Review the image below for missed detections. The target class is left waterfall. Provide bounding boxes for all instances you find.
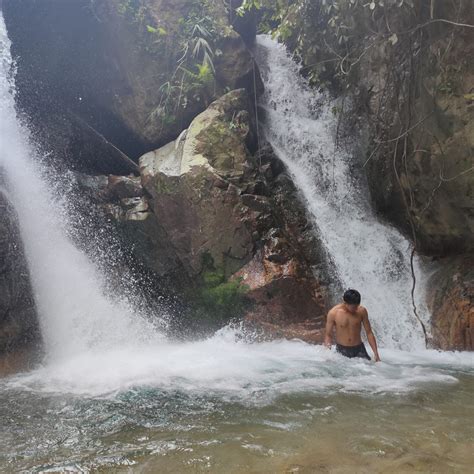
[0,14,162,362]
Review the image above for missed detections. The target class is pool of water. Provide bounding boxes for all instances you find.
[1,334,472,473]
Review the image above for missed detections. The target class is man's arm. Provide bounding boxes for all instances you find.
[362,309,381,362]
[324,309,336,348]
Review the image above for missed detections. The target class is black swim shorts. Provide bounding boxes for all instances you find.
[336,342,371,360]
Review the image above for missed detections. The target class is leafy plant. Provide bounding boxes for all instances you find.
[189,254,250,326]
[146,25,168,36]
[147,1,218,129]
[236,0,417,89]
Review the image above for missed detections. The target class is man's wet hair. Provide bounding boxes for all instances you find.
[343,289,361,305]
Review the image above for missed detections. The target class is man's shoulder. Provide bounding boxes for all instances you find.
[358,305,368,316]
[328,304,347,319]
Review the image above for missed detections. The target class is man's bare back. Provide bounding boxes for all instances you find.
[324,289,381,362]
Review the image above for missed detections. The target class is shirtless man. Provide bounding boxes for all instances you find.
[324,289,381,362]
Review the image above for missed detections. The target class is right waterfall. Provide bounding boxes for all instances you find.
[256,35,430,350]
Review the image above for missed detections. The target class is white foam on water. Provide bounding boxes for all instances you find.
[6,326,472,400]
[255,35,431,350]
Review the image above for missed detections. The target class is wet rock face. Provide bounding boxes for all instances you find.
[356,15,474,257]
[363,66,474,256]
[428,257,474,351]
[79,89,332,336]
[3,0,259,173]
[75,173,184,279]
[272,2,473,258]
[0,193,39,357]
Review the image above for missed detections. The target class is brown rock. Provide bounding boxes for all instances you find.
[428,256,473,351]
[140,90,257,277]
[77,90,333,333]
[235,243,327,331]
[107,175,144,199]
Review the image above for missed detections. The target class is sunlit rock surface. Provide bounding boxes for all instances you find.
[140,90,255,276]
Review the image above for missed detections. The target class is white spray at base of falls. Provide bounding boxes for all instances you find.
[0,15,163,362]
[255,35,430,351]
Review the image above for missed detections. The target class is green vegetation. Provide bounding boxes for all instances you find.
[113,0,221,131]
[116,0,147,23]
[146,1,219,130]
[237,0,421,89]
[190,253,250,326]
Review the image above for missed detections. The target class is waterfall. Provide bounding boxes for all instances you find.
[0,5,431,371]
[1,13,471,404]
[0,14,162,362]
[256,35,430,350]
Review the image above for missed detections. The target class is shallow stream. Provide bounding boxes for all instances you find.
[1,334,473,473]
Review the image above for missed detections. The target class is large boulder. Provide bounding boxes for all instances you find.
[3,0,261,173]
[140,89,256,277]
[79,89,332,336]
[140,89,331,332]
[352,8,474,256]
[75,173,185,280]
[428,257,473,351]
[0,192,39,369]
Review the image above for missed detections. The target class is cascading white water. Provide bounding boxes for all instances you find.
[0,15,162,362]
[256,35,430,350]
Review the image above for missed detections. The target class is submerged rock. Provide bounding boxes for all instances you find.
[428,257,473,351]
